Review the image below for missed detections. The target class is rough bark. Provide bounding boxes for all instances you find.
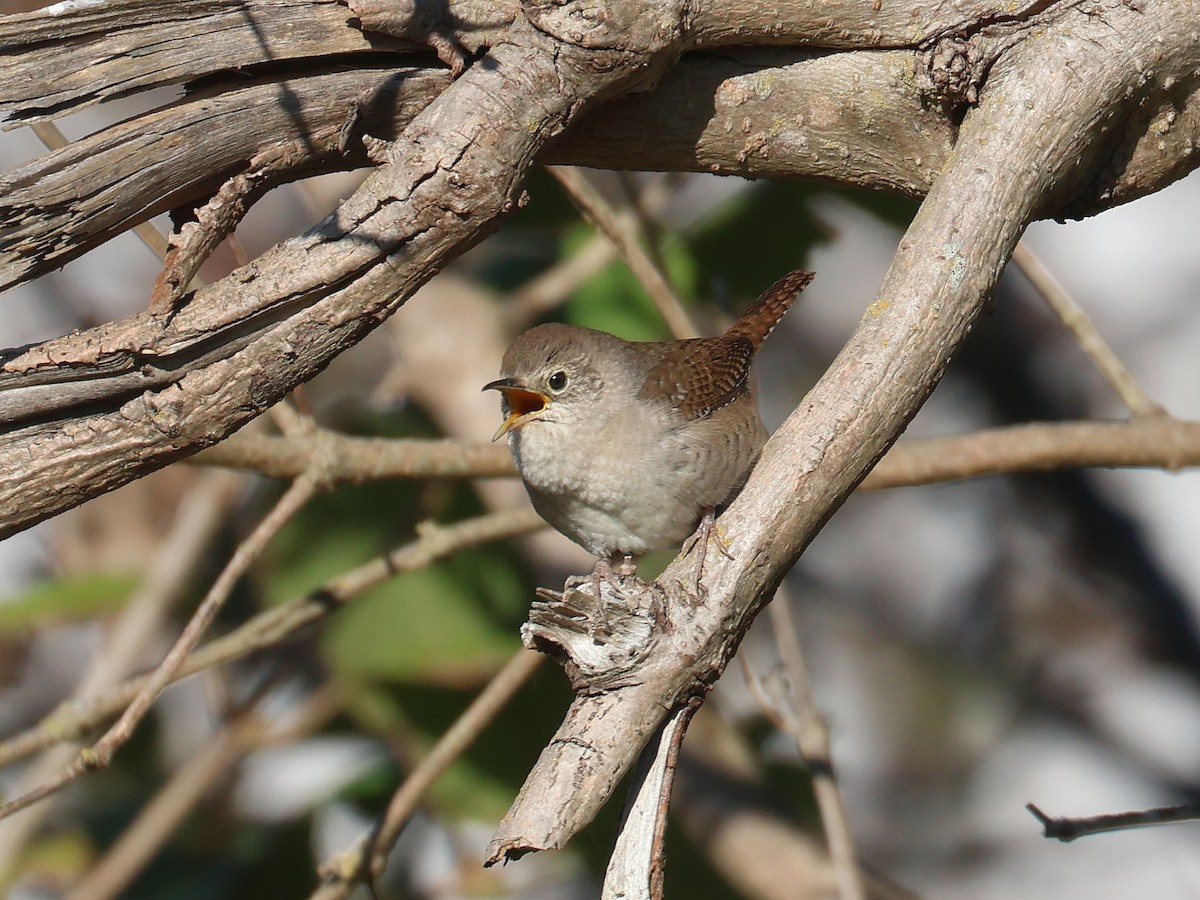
[0,0,692,533]
[0,0,1198,860]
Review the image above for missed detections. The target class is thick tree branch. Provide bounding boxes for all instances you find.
[0,2,691,538]
[0,65,449,294]
[2,50,941,295]
[486,0,1197,862]
[0,0,408,125]
[6,44,1197,295]
[0,0,1089,132]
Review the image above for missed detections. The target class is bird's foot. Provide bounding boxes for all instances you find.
[565,557,639,594]
[680,507,734,601]
[564,557,640,640]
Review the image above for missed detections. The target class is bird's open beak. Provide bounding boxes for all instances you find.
[482,378,550,441]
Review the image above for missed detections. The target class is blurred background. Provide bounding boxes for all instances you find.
[1,29,1200,899]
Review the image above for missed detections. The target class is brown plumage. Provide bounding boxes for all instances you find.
[640,269,814,420]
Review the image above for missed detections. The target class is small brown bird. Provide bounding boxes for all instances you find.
[484,270,813,580]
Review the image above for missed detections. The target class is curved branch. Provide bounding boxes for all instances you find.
[0,0,1083,129]
[7,44,1197,294]
[486,0,1198,861]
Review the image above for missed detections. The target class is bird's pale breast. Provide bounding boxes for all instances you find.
[509,390,765,558]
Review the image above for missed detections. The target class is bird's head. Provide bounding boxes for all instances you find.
[483,323,618,440]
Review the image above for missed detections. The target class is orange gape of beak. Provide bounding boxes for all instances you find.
[482,379,550,440]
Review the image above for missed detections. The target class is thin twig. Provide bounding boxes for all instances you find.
[507,230,622,326]
[741,607,864,900]
[0,470,242,878]
[310,649,545,900]
[197,415,1200,490]
[861,416,1200,488]
[195,431,514,481]
[507,174,679,328]
[1012,241,1161,417]
[0,472,322,822]
[767,596,864,900]
[67,686,342,900]
[0,508,546,771]
[547,166,700,339]
[1027,800,1200,842]
[367,649,543,880]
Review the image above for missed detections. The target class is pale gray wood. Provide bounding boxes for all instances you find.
[485,0,1200,861]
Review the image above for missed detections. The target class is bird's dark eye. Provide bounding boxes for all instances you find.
[547,371,568,391]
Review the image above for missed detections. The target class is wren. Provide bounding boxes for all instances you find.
[484,269,813,582]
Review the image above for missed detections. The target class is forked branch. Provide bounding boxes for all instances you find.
[486,0,1199,863]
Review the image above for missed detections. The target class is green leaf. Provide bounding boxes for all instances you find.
[563,224,702,341]
[321,544,527,685]
[0,572,138,633]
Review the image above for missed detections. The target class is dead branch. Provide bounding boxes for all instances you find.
[1027,801,1200,843]
[8,45,1198,296]
[0,0,1084,134]
[0,0,407,125]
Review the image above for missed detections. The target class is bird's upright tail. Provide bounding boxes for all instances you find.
[725,269,815,349]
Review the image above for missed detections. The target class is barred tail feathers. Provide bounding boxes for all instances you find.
[724,269,814,349]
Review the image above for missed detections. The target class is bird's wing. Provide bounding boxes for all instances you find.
[639,337,754,421]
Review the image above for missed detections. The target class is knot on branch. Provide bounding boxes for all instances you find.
[522,0,686,85]
[918,33,986,110]
[523,575,663,691]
